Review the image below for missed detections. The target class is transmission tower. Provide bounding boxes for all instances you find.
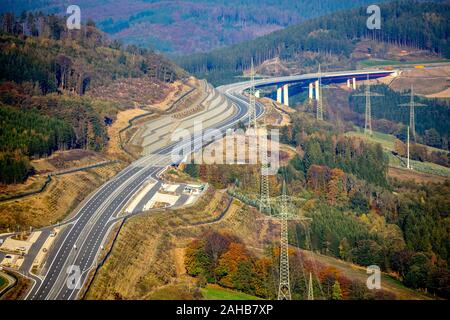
[259,119,271,214]
[278,181,291,300]
[307,272,314,300]
[353,75,383,136]
[407,125,411,170]
[248,59,257,130]
[268,181,311,300]
[316,64,323,121]
[399,85,426,141]
[365,79,372,135]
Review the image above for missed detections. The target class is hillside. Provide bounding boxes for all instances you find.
[1,0,392,55]
[85,186,432,300]
[179,0,450,85]
[0,12,185,184]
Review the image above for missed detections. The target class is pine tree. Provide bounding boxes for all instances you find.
[332,280,343,300]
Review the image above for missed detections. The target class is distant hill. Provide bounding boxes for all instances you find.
[178,0,450,85]
[0,0,392,55]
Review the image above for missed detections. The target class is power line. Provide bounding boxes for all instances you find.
[307,272,314,300]
[352,75,383,136]
[399,85,426,141]
[248,58,257,130]
[317,64,323,121]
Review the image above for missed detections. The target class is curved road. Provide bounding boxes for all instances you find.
[21,68,394,300]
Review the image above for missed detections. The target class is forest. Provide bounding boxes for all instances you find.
[178,1,450,85]
[0,11,184,184]
[185,109,450,299]
[350,84,450,150]
[1,0,393,55]
[0,104,76,156]
[185,230,397,300]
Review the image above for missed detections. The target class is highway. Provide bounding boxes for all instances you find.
[18,68,393,300]
[23,80,263,300]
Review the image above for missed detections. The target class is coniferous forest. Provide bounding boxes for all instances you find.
[179,1,450,85]
[0,12,183,183]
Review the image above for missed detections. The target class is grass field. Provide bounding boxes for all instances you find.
[201,285,263,300]
[358,59,450,67]
[346,128,396,151]
[301,250,431,300]
[346,128,450,178]
[388,153,450,178]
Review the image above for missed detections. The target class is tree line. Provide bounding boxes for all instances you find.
[185,230,396,299]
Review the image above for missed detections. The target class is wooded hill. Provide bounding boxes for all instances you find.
[1,0,392,55]
[179,0,450,85]
[0,12,185,183]
[350,84,450,152]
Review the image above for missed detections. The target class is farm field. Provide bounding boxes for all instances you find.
[201,285,263,300]
[358,59,450,67]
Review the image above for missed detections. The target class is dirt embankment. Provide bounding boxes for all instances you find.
[105,108,150,162]
[0,150,124,233]
[389,66,450,96]
[84,188,275,300]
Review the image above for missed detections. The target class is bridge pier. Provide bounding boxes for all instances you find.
[255,90,260,98]
[283,84,289,107]
[277,87,282,104]
[352,77,357,90]
[315,80,320,101]
[347,79,351,89]
[309,83,314,100]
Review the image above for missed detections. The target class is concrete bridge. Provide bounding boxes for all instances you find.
[251,69,397,107]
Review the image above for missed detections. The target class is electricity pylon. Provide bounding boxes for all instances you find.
[259,180,311,300]
[316,64,323,121]
[278,181,291,300]
[248,59,257,129]
[314,64,335,121]
[399,85,426,141]
[307,272,314,300]
[352,75,383,136]
[259,118,271,214]
[407,125,411,170]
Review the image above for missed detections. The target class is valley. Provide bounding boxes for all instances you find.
[0,0,448,305]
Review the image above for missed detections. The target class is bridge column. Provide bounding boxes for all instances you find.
[276,87,283,104]
[309,83,314,100]
[283,84,289,107]
[352,77,357,90]
[315,80,320,101]
[347,79,351,89]
[255,90,260,98]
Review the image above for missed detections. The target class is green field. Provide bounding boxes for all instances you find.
[346,128,450,178]
[201,285,263,300]
[389,153,450,177]
[346,128,396,151]
[358,59,450,67]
